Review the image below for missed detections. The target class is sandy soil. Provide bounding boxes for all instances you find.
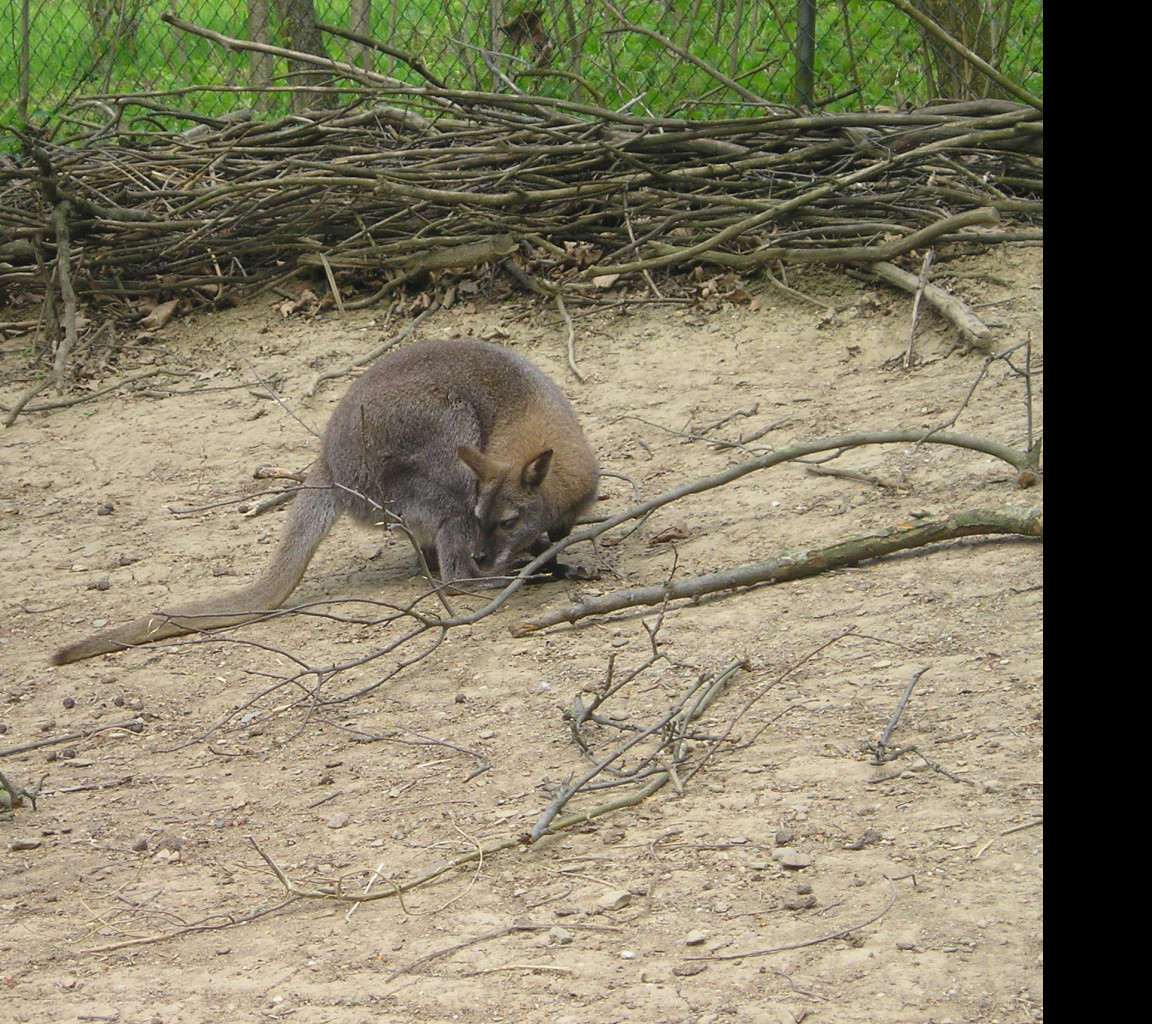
[1,246,1042,1024]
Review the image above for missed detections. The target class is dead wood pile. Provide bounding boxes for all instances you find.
[0,93,1041,314]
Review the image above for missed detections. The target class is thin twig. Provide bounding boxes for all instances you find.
[0,721,145,758]
[555,291,584,381]
[690,874,906,960]
[904,247,934,366]
[875,668,930,746]
[3,370,187,423]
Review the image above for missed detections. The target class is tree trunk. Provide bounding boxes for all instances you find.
[275,0,336,111]
[916,0,1011,100]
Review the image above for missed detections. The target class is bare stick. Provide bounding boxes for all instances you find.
[804,464,902,489]
[317,253,345,314]
[864,259,992,349]
[384,920,620,983]
[696,404,759,436]
[50,202,80,385]
[880,0,1042,110]
[875,668,930,746]
[682,630,858,785]
[161,12,399,91]
[2,369,188,424]
[248,768,674,907]
[532,665,736,840]
[2,376,52,428]
[515,507,1042,635]
[81,896,302,954]
[597,0,774,106]
[0,720,145,758]
[555,291,585,382]
[1024,330,1035,451]
[904,248,934,366]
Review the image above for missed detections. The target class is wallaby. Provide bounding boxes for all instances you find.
[52,338,599,665]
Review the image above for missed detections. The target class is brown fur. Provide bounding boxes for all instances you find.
[52,339,599,664]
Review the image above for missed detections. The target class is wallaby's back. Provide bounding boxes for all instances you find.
[51,339,598,664]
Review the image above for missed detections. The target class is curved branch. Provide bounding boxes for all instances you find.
[514,507,1043,635]
[413,425,1042,632]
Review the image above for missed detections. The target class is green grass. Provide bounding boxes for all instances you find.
[2,0,1043,139]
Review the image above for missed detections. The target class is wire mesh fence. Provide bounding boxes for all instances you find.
[3,1,1042,130]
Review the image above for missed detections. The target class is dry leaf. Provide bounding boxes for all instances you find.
[139,298,178,330]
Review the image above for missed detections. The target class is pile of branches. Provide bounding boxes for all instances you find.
[1,87,1042,328]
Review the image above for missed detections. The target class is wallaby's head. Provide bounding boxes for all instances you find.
[457,445,554,573]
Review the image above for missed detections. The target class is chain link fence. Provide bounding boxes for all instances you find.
[3,1,1041,130]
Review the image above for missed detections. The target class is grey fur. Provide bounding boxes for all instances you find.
[52,339,598,664]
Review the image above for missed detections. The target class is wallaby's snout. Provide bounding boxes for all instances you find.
[459,444,555,576]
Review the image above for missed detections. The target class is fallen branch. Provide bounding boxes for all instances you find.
[383,919,621,983]
[515,507,1042,634]
[2,370,190,425]
[247,766,675,905]
[904,248,935,365]
[82,896,302,954]
[865,259,992,348]
[625,207,1002,277]
[881,0,1043,111]
[0,720,145,758]
[533,657,747,839]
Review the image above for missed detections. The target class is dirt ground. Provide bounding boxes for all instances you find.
[1,245,1042,1024]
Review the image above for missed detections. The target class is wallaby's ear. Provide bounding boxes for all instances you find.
[521,449,553,489]
[458,445,501,482]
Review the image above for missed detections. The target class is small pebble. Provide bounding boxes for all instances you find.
[8,839,41,851]
[782,894,817,910]
[596,889,632,911]
[772,848,813,869]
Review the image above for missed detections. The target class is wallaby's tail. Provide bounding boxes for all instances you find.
[51,481,342,665]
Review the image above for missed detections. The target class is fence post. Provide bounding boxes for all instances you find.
[248,0,276,111]
[796,0,816,107]
[19,0,30,119]
[350,0,371,70]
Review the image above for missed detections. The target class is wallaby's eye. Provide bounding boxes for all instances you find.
[499,515,520,531]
